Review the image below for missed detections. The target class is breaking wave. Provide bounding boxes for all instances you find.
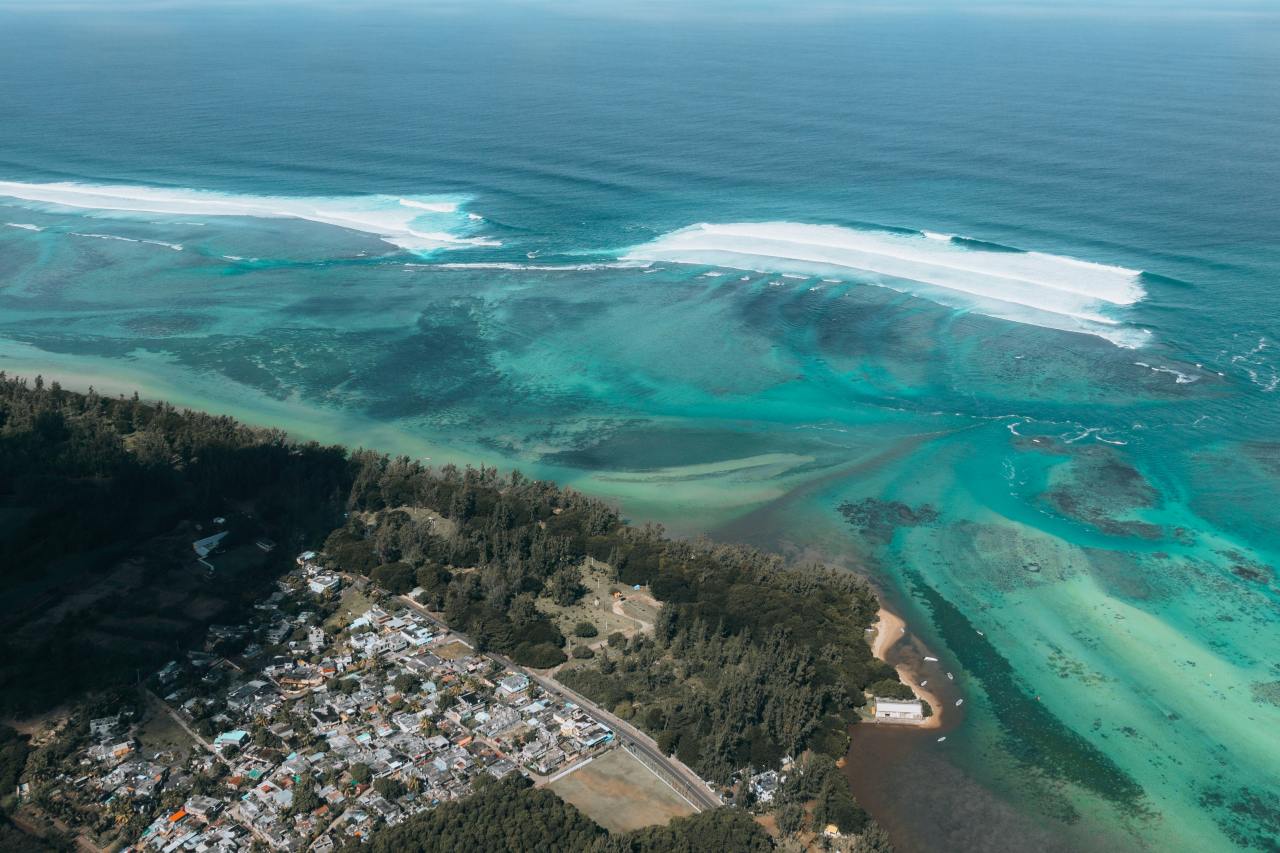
[625,222,1150,347]
[71,232,183,251]
[0,181,496,254]
[429,261,651,272]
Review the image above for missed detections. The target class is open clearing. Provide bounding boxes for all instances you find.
[539,558,660,646]
[137,697,195,763]
[548,747,696,833]
[432,639,474,660]
[324,585,373,631]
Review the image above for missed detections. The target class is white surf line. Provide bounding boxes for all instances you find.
[70,231,183,251]
[625,221,1150,347]
[0,180,495,253]
[546,754,594,784]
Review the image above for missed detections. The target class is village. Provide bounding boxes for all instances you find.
[5,512,922,853]
[28,549,625,852]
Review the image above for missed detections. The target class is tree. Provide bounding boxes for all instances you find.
[371,562,415,595]
[393,673,420,695]
[349,763,372,785]
[851,821,895,853]
[415,563,451,591]
[777,802,805,835]
[573,621,598,638]
[290,778,321,815]
[572,644,595,659]
[512,642,567,669]
[814,776,869,835]
[547,565,584,606]
[607,631,627,648]
[374,776,406,800]
[866,679,914,701]
[357,774,602,853]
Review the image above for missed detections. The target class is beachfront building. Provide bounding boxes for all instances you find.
[873,697,924,723]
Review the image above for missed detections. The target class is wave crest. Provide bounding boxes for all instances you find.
[625,222,1149,347]
[0,181,495,254]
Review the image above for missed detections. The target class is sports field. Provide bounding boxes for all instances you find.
[548,747,697,833]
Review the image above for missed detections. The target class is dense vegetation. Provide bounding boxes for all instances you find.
[0,375,351,715]
[332,452,892,782]
[558,548,887,782]
[352,774,773,853]
[0,376,897,851]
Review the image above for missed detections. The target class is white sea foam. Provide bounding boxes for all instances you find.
[1230,337,1278,392]
[398,198,457,213]
[624,222,1149,346]
[5,222,42,231]
[1134,361,1198,384]
[70,232,183,251]
[431,261,650,272]
[0,180,494,254]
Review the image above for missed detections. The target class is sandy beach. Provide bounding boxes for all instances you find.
[870,606,946,730]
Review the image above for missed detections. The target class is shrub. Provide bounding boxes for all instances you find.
[371,562,415,595]
[513,642,568,669]
[573,622,598,638]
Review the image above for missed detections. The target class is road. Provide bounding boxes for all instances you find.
[143,688,226,766]
[396,592,722,811]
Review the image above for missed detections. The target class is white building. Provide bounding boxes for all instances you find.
[308,574,341,595]
[192,531,229,558]
[873,697,924,723]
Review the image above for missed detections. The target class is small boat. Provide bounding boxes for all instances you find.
[947,672,954,680]
[527,251,538,258]
[920,680,928,686]
[924,656,938,662]
[936,736,947,743]
[976,630,984,636]
[955,699,964,707]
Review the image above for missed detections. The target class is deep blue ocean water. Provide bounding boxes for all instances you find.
[1,3,1278,850]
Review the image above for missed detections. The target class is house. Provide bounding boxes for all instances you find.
[156,660,182,684]
[749,769,781,804]
[213,730,249,750]
[192,531,229,558]
[497,674,530,697]
[89,715,121,742]
[297,551,318,565]
[308,574,341,596]
[873,697,924,723]
[183,795,223,820]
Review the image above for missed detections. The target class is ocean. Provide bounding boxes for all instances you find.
[1,3,1278,850]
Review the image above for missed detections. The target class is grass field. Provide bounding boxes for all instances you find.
[432,639,474,660]
[548,747,697,833]
[539,559,660,646]
[136,699,195,763]
[324,585,374,631]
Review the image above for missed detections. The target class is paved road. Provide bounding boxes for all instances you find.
[397,592,722,811]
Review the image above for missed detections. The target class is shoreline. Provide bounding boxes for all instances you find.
[870,606,946,731]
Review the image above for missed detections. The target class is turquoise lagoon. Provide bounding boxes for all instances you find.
[1,4,1278,851]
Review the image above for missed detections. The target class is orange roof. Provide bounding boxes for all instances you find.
[168,809,186,823]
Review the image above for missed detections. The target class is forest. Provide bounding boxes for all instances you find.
[0,375,896,851]
[0,374,351,715]
[350,773,773,853]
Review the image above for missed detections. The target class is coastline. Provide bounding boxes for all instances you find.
[870,606,945,731]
